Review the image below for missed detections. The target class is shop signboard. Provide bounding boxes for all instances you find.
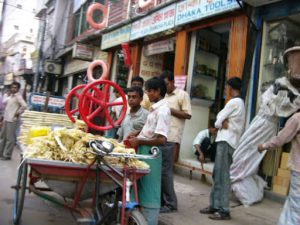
[130,4,176,40]
[139,48,164,81]
[64,58,90,76]
[29,93,65,109]
[72,43,94,61]
[101,24,131,50]
[94,48,108,61]
[144,39,174,56]
[175,0,240,26]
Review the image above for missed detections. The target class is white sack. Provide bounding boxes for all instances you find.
[231,175,267,206]
[230,77,300,206]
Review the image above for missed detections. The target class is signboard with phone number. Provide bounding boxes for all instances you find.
[29,93,65,109]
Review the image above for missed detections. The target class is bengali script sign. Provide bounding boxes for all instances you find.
[175,0,239,26]
[30,93,65,109]
[130,4,176,40]
[139,49,163,81]
[101,24,131,50]
[175,76,187,90]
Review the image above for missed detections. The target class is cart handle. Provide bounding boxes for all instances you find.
[89,140,159,159]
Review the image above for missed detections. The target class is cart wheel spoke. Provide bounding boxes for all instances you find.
[70,108,79,114]
[104,108,114,126]
[74,92,81,99]
[87,105,104,121]
[86,93,102,105]
[107,101,124,107]
[103,83,111,102]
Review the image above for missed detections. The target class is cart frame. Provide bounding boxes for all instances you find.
[12,144,157,225]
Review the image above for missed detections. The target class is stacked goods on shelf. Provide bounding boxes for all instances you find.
[23,127,149,169]
[272,152,290,195]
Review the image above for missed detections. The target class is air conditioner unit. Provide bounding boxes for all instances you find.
[44,61,62,75]
[242,0,282,7]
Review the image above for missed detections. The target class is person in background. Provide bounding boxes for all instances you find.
[106,89,127,139]
[159,71,192,213]
[117,86,148,142]
[200,77,245,220]
[258,111,300,225]
[131,76,151,110]
[0,90,7,129]
[193,125,218,163]
[0,82,27,160]
[128,77,170,225]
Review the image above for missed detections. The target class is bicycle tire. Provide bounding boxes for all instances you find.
[13,162,28,225]
[127,210,147,225]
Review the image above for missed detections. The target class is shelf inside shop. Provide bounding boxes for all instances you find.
[264,62,283,67]
[191,97,214,107]
[197,48,220,56]
[193,73,217,80]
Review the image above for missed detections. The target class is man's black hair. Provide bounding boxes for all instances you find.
[131,76,144,85]
[11,81,21,89]
[145,77,167,98]
[227,77,242,91]
[160,70,174,81]
[127,86,144,98]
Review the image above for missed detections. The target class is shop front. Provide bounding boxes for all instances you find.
[101,0,249,173]
[101,4,177,89]
[253,0,300,197]
[172,1,248,173]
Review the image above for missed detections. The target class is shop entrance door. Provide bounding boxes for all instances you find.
[187,22,231,125]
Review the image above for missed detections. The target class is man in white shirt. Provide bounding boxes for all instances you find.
[193,125,218,162]
[0,82,27,160]
[128,77,170,225]
[200,77,245,220]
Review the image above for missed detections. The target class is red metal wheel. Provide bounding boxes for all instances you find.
[78,80,127,131]
[65,84,86,123]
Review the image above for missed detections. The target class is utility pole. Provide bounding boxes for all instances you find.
[33,12,47,93]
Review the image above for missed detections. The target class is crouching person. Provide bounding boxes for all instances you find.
[128,77,170,225]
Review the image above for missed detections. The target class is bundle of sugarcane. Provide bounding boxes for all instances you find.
[23,128,149,169]
[18,110,77,145]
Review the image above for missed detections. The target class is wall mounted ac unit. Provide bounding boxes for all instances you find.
[44,61,62,75]
[242,0,282,7]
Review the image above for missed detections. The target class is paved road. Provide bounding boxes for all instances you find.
[0,148,283,225]
[0,149,78,225]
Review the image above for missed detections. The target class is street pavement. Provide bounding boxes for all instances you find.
[0,148,283,225]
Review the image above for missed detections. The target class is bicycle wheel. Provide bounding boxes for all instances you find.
[13,162,28,225]
[127,210,147,225]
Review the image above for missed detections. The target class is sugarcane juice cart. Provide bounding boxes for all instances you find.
[12,59,154,225]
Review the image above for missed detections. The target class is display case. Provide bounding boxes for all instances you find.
[258,18,300,192]
[258,19,300,99]
[189,30,221,107]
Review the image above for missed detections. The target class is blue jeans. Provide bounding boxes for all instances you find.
[141,207,160,225]
[210,141,234,214]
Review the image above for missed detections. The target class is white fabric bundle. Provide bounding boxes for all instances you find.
[230,77,300,206]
